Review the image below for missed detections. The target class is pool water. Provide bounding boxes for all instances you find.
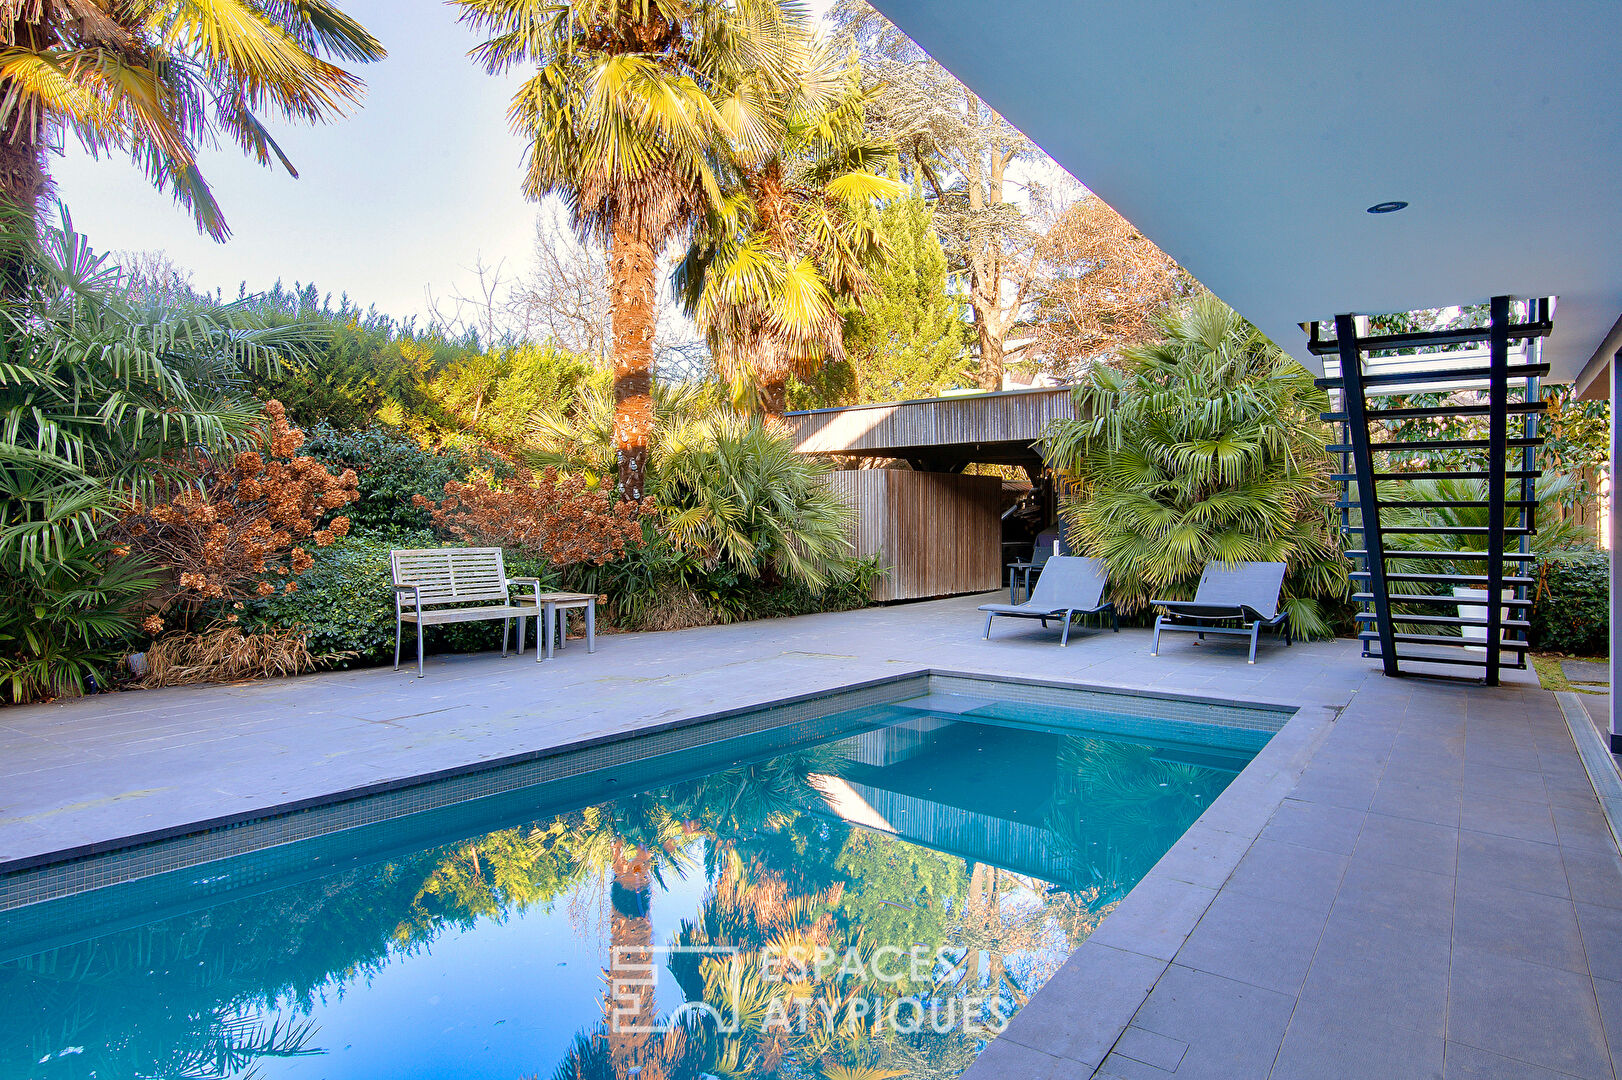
[0,695,1262,1080]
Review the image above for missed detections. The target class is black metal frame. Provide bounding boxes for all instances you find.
[1149,609,1291,665]
[1336,313,1398,675]
[982,602,1119,646]
[1319,297,1547,686]
[1484,296,1510,685]
[1305,298,1551,356]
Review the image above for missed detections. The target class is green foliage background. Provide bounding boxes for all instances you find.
[1043,297,1349,639]
[1532,546,1610,656]
[794,185,971,409]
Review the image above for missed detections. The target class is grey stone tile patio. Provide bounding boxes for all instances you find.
[3,592,1621,1078]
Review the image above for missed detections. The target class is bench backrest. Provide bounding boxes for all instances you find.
[391,548,510,608]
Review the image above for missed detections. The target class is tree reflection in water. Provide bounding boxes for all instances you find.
[0,720,1246,1080]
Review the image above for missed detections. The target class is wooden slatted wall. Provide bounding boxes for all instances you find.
[829,470,1002,602]
[790,386,1076,455]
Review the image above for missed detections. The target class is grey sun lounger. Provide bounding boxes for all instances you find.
[979,555,1118,646]
[1150,561,1292,664]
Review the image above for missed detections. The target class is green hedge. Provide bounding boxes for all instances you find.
[245,532,560,668]
[1532,545,1609,656]
[301,424,509,537]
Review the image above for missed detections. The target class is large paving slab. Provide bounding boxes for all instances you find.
[1064,675,1622,1079]
[5,593,1620,1079]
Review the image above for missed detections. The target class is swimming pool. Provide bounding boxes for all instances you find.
[0,676,1283,1079]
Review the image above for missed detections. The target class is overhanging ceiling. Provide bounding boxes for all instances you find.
[868,0,1622,386]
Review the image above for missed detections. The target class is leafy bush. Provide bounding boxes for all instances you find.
[117,401,358,628]
[415,466,649,566]
[1532,545,1609,656]
[302,424,502,537]
[567,530,881,631]
[0,538,155,702]
[0,222,308,701]
[244,532,560,668]
[656,417,855,590]
[1042,296,1348,639]
[728,555,884,621]
[420,343,597,449]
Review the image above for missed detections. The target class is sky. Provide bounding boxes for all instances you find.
[50,0,835,325]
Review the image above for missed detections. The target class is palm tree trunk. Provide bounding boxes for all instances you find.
[0,13,52,302]
[760,373,790,419]
[606,840,657,1074]
[0,11,52,232]
[609,219,658,499]
[0,124,47,228]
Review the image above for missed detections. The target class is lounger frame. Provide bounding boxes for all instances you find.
[1149,562,1292,664]
[983,603,1119,646]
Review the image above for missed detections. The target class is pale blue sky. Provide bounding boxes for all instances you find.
[50,1,834,323]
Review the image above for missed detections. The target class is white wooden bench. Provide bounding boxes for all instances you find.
[391,547,542,677]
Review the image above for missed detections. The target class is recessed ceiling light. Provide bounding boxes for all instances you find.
[1367,201,1409,214]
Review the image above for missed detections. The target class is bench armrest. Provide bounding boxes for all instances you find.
[506,577,543,603]
[394,583,422,611]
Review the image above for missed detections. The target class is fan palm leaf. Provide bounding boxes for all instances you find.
[0,0,383,239]
[675,31,903,417]
[458,0,805,495]
[1043,296,1347,634]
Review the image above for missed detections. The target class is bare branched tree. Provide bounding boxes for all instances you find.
[425,207,711,378]
[509,214,612,359]
[115,249,208,306]
[1027,191,1197,378]
[425,256,521,346]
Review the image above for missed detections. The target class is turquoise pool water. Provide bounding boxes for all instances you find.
[0,692,1266,1080]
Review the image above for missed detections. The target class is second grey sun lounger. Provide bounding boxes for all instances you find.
[1150,561,1292,664]
[979,555,1118,646]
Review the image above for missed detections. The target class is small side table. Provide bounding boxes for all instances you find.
[533,592,598,661]
[1006,561,1038,604]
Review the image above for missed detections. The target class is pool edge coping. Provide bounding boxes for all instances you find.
[964,698,1338,1079]
[1554,690,1622,852]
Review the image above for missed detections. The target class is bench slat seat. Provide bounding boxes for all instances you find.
[402,603,539,626]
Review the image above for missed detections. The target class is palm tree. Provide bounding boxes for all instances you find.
[0,0,384,239]
[1042,296,1349,639]
[455,0,800,498]
[0,218,312,700]
[656,414,854,591]
[676,37,902,417]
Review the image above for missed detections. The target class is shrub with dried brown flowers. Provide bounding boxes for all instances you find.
[413,466,650,565]
[117,400,359,621]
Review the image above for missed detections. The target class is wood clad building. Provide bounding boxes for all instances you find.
[788,387,1080,602]
[826,470,1002,601]
[789,386,1078,472]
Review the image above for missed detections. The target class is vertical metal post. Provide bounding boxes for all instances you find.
[1610,348,1622,752]
[1484,296,1511,686]
[1336,313,1398,676]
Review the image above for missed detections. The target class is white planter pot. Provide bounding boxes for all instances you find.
[1452,586,1515,658]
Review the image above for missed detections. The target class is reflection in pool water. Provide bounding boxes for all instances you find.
[0,706,1257,1080]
